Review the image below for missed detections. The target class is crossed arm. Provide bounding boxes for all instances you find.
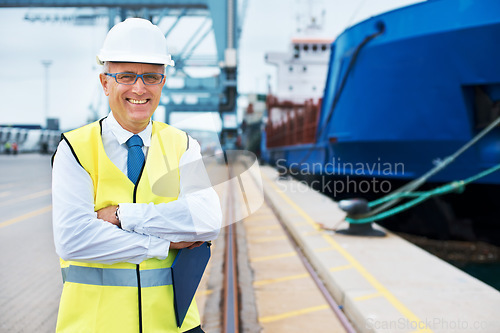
[96,205,203,250]
[52,139,222,264]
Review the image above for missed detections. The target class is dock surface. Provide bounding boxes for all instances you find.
[0,154,60,332]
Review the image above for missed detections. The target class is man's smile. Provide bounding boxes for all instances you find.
[127,98,148,104]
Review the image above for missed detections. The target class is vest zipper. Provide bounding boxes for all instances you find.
[136,264,143,333]
[133,164,146,333]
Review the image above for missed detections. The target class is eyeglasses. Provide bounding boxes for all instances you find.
[105,72,165,85]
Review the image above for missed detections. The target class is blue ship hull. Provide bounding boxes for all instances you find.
[263,0,500,185]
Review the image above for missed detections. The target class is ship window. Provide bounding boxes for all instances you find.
[289,85,293,91]
[303,44,309,51]
[321,44,327,51]
[294,45,300,58]
[312,44,318,52]
[289,66,293,72]
[471,85,500,129]
[303,66,307,72]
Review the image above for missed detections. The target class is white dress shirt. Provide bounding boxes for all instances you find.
[52,112,222,264]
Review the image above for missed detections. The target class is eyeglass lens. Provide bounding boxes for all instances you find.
[115,73,163,85]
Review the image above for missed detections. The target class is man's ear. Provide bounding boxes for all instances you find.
[99,73,110,96]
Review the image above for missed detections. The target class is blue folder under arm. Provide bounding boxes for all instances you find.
[171,242,212,328]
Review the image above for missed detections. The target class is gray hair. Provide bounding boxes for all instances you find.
[102,62,109,74]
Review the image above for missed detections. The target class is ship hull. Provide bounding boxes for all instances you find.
[263,0,500,185]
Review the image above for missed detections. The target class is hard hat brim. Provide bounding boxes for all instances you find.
[96,55,175,67]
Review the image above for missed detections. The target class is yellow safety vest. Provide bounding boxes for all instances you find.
[56,119,201,333]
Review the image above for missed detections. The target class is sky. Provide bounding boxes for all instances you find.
[0,0,423,131]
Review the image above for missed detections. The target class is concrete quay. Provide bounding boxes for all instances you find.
[257,165,500,333]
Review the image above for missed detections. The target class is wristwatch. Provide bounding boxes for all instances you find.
[115,205,120,222]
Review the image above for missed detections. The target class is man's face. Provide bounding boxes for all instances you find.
[100,62,165,133]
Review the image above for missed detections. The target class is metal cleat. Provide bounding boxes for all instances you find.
[336,198,386,237]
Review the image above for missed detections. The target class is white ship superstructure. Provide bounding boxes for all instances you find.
[265,37,332,101]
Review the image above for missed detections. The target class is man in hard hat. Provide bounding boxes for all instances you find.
[52,18,222,333]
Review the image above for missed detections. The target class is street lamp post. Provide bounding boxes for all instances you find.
[41,60,52,129]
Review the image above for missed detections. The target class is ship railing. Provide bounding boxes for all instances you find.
[265,96,322,148]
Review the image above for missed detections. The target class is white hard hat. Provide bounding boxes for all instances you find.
[97,18,174,67]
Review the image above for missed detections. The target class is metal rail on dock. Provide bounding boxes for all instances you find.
[219,161,356,333]
[222,165,239,333]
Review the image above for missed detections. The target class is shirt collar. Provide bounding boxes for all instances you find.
[105,111,152,147]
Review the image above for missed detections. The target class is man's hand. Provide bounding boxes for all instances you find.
[97,205,120,227]
[170,241,204,250]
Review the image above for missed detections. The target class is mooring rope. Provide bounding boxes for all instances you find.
[347,115,500,223]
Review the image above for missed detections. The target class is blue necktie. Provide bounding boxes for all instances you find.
[126,135,145,185]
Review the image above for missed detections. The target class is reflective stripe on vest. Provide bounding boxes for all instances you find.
[62,265,173,288]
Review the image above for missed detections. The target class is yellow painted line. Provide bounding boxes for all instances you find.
[354,292,383,302]
[254,273,309,286]
[250,235,287,243]
[259,304,329,323]
[0,205,52,229]
[321,234,432,332]
[251,251,296,262]
[0,188,52,207]
[262,173,434,333]
[329,264,353,273]
[246,224,281,232]
[195,289,213,297]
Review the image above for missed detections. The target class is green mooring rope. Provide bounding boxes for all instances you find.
[346,163,500,224]
[344,115,500,224]
[361,116,500,220]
